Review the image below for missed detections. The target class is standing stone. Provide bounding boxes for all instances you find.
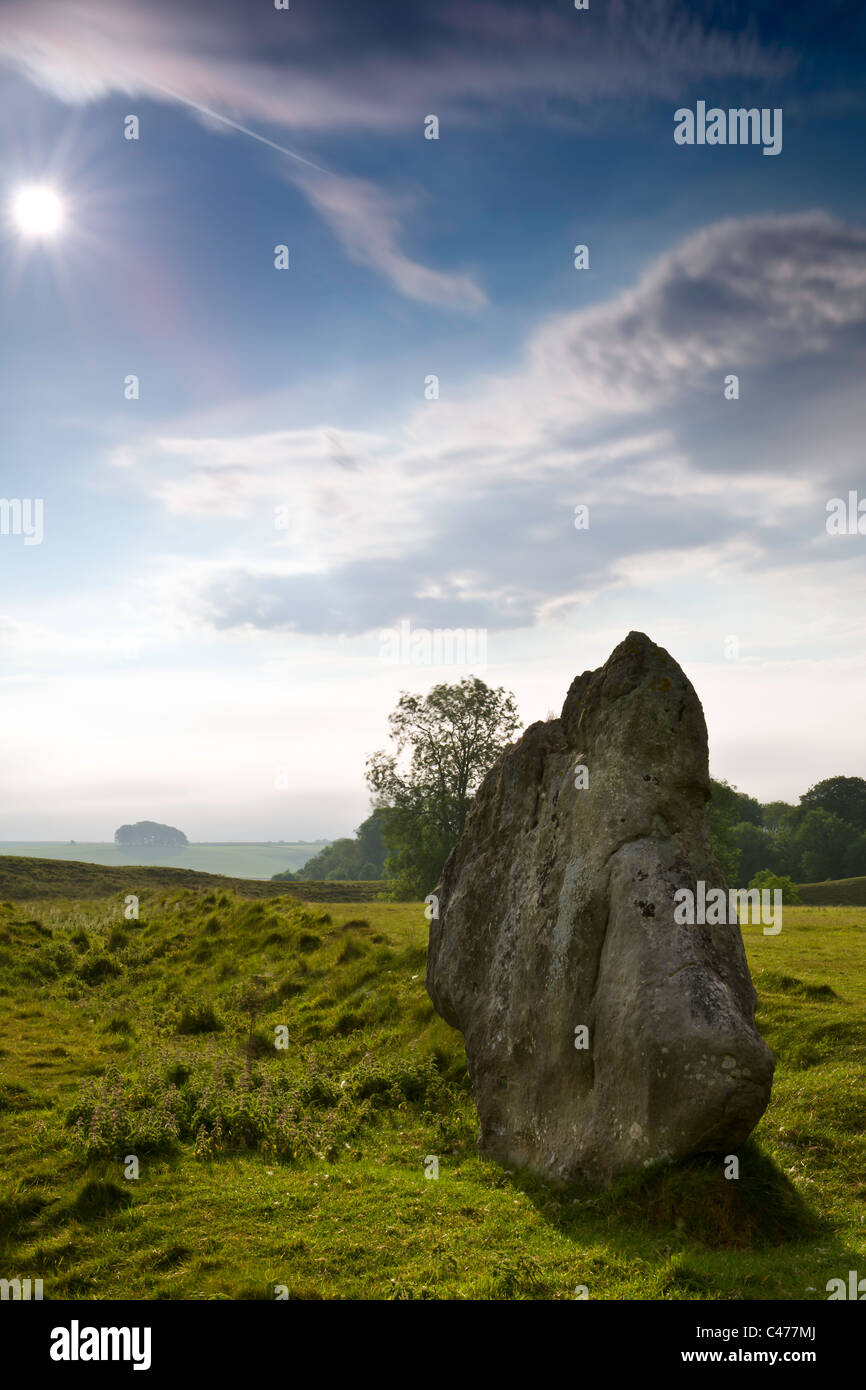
[426,632,774,1184]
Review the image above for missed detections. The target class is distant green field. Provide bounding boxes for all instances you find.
[0,841,329,881]
[0,889,862,1300]
[798,876,866,906]
[0,856,385,903]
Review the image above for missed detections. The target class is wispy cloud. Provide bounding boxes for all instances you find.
[107,211,866,636]
[289,169,487,310]
[0,0,792,306]
[0,1,793,128]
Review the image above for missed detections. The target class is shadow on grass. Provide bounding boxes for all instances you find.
[0,1192,48,1242]
[512,1140,829,1251]
[69,1178,133,1221]
[0,1148,190,1255]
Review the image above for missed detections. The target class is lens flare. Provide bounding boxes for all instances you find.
[12,185,65,237]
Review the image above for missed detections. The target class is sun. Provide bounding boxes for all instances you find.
[11,185,65,238]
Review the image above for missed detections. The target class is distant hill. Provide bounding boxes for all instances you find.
[0,855,385,903]
[797,876,866,906]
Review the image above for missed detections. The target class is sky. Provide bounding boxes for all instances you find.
[0,0,865,841]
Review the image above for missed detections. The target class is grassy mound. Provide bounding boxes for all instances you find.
[797,876,866,906]
[0,854,385,902]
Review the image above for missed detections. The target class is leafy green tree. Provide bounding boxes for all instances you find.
[707,778,742,885]
[748,870,802,905]
[794,809,858,882]
[841,831,866,879]
[769,824,802,881]
[733,791,763,826]
[760,800,798,833]
[733,821,775,884]
[297,832,362,880]
[800,776,866,832]
[356,812,386,873]
[366,677,521,899]
[702,779,866,887]
[272,811,386,882]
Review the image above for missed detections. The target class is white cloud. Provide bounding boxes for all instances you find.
[0,1,791,128]
[412,211,866,451]
[290,170,487,310]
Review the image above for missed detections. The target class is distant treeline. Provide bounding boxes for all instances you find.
[276,778,866,892]
[710,775,866,886]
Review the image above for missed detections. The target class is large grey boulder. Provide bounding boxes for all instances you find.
[426,632,774,1185]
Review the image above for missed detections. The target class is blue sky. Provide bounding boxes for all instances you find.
[1,0,865,841]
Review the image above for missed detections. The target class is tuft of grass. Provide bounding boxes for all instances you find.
[71,1180,133,1221]
[77,953,121,985]
[337,939,366,964]
[0,1082,33,1113]
[296,934,322,954]
[0,1193,47,1238]
[103,1016,133,1035]
[176,1003,222,1035]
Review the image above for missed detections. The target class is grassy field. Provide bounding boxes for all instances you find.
[0,856,384,904]
[0,885,863,1301]
[0,842,330,881]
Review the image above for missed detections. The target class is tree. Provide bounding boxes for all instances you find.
[688,778,866,887]
[366,677,521,899]
[114,820,188,848]
[707,778,742,885]
[732,790,763,826]
[800,776,866,832]
[272,811,386,882]
[842,831,866,879]
[356,811,386,873]
[793,809,858,882]
[748,870,802,905]
[769,824,802,881]
[733,821,775,885]
[760,800,798,834]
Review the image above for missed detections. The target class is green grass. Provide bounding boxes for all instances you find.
[0,855,385,903]
[0,892,863,1300]
[798,875,866,906]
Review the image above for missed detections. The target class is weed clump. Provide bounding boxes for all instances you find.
[176,1002,222,1035]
